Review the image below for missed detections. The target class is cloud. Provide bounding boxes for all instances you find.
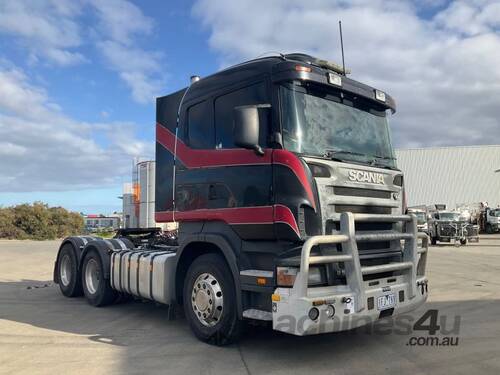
[91,0,166,104]
[0,0,165,103]
[0,0,86,66]
[0,64,150,192]
[193,0,500,148]
[88,0,153,45]
[97,40,164,104]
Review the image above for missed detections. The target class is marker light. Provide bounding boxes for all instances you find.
[375,89,386,102]
[295,65,312,72]
[327,72,342,86]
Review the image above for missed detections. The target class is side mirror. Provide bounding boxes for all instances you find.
[233,104,270,155]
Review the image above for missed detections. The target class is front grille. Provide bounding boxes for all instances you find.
[334,186,392,199]
[335,205,392,215]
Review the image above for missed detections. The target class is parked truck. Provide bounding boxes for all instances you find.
[407,208,429,234]
[53,53,429,345]
[428,210,479,245]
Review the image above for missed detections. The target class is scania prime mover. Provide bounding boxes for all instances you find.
[53,53,429,345]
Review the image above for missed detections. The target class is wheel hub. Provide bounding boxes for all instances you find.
[85,258,100,295]
[191,272,223,327]
[60,254,71,286]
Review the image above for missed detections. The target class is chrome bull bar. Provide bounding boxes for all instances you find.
[295,212,428,312]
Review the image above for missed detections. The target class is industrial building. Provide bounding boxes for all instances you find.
[122,160,156,229]
[83,214,121,231]
[396,145,500,209]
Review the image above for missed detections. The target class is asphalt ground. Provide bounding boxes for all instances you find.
[1,237,499,374]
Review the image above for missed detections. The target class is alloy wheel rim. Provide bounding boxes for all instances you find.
[60,254,71,286]
[85,258,100,295]
[191,272,224,327]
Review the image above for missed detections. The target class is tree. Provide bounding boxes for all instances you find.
[0,202,84,240]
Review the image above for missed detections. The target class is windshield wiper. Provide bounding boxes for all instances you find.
[370,154,396,161]
[323,148,366,159]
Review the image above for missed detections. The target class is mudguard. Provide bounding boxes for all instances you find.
[53,236,98,283]
[174,233,243,316]
[79,238,133,279]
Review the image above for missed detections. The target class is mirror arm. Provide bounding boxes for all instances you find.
[253,145,265,156]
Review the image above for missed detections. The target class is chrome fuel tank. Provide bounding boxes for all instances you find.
[111,249,176,304]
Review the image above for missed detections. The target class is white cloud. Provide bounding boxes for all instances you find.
[0,0,85,66]
[0,0,165,103]
[90,1,165,104]
[97,40,164,103]
[0,64,150,192]
[88,0,153,45]
[193,0,500,148]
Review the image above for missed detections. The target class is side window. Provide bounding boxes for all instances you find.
[187,100,214,149]
[214,81,268,149]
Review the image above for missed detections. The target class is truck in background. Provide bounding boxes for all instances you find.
[53,53,428,345]
[407,207,429,234]
[428,210,479,246]
[480,207,500,233]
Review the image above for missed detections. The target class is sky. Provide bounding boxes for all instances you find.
[1,0,500,213]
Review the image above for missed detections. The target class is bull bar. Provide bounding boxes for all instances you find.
[272,212,429,335]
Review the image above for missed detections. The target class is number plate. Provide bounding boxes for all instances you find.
[377,293,396,310]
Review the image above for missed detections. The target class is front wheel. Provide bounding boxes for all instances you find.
[81,250,116,307]
[486,224,493,234]
[431,236,437,245]
[183,253,241,345]
[460,238,467,245]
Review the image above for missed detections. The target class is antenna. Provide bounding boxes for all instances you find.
[339,20,346,75]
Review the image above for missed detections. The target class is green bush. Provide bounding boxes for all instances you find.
[0,202,84,240]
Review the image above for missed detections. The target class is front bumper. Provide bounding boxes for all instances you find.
[272,213,429,336]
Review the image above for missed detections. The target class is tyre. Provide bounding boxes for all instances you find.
[431,236,437,245]
[183,253,241,345]
[460,238,467,245]
[486,224,493,234]
[81,250,116,307]
[57,243,83,297]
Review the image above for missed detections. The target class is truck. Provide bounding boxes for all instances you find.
[407,208,429,234]
[53,53,429,345]
[477,207,500,233]
[428,210,479,245]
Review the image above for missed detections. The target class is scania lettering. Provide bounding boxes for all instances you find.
[348,170,385,184]
[53,53,429,345]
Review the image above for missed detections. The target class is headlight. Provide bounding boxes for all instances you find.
[307,266,327,286]
[276,266,327,287]
[276,267,298,287]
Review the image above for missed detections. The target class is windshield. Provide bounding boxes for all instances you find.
[414,212,427,224]
[490,210,500,217]
[439,212,461,221]
[279,82,396,168]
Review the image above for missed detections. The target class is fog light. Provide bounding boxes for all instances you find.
[308,307,320,321]
[326,304,335,318]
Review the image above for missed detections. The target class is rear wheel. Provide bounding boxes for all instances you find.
[81,250,116,307]
[183,253,241,345]
[460,238,467,245]
[431,236,437,245]
[57,244,82,297]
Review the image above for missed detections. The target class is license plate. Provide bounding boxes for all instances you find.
[377,293,396,310]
